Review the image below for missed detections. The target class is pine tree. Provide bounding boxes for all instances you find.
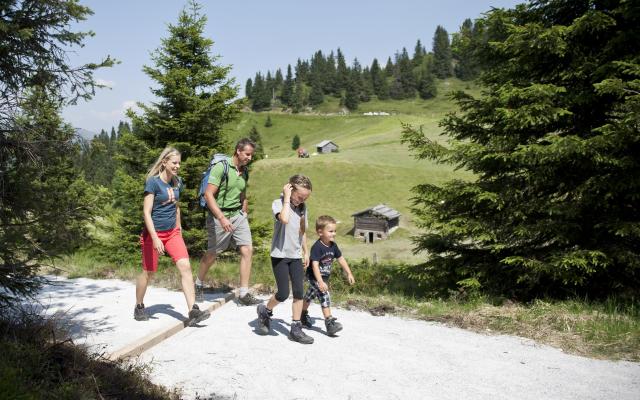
[432,25,453,79]
[413,39,425,67]
[264,115,273,127]
[123,0,241,252]
[130,0,240,149]
[291,78,306,113]
[384,56,394,77]
[291,134,301,150]
[344,75,360,111]
[281,65,294,107]
[324,51,337,95]
[0,0,112,306]
[335,48,349,96]
[248,125,264,160]
[308,77,324,106]
[251,73,271,111]
[451,18,479,80]
[402,0,640,298]
[295,58,309,83]
[245,78,253,99]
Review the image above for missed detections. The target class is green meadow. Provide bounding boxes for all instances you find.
[224,78,475,262]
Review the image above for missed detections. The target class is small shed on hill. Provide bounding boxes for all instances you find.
[316,140,339,154]
[351,204,401,243]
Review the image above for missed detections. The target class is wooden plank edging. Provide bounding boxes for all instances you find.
[108,290,237,360]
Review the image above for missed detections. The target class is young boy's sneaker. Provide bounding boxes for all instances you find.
[187,304,210,326]
[195,283,205,303]
[256,304,271,335]
[238,292,262,306]
[289,321,314,344]
[301,310,313,328]
[134,303,149,321]
[325,316,343,336]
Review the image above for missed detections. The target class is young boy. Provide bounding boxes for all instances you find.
[301,215,355,336]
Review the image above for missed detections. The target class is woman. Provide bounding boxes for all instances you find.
[134,147,209,326]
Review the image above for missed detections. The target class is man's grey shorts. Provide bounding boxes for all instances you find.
[206,212,252,253]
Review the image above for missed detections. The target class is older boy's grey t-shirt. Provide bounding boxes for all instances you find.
[270,198,308,259]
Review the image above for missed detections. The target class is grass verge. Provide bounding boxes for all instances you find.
[0,308,180,399]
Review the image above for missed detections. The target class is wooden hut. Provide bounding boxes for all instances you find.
[316,140,339,154]
[351,204,401,243]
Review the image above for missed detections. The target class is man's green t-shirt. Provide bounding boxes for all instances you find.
[207,156,247,217]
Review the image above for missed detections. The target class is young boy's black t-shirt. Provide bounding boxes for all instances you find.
[307,239,342,280]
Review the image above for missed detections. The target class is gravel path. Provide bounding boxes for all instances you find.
[35,277,640,399]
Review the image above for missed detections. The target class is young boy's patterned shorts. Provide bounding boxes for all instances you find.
[303,277,331,308]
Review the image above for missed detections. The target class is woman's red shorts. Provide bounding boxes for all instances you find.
[140,227,189,272]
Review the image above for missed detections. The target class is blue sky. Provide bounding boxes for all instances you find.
[63,0,522,133]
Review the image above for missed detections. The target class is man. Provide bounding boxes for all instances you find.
[196,138,261,305]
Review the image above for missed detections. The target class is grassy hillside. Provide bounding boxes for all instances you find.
[221,78,475,262]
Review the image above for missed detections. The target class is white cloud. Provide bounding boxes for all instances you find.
[95,78,115,88]
[121,100,140,114]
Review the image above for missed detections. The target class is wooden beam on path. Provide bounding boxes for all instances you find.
[108,289,237,361]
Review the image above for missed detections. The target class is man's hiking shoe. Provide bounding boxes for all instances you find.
[256,304,271,335]
[238,292,262,306]
[134,304,149,321]
[195,283,205,303]
[289,321,314,344]
[187,304,210,326]
[301,310,313,328]
[325,316,343,336]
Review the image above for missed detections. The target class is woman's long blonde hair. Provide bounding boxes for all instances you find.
[146,147,181,187]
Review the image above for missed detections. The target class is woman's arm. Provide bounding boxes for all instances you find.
[176,203,182,230]
[143,192,165,255]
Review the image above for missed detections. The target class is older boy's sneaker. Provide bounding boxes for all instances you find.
[289,321,314,344]
[134,303,149,321]
[256,304,271,335]
[195,283,205,303]
[187,304,210,326]
[301,310,313,328]
[325,316,343,336]
[238,292,262,306]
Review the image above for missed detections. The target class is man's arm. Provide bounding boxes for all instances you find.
[205,183,233,232]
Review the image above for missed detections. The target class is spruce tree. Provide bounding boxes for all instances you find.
[432,25,453,79]
[248,125,264,160]
[281,65,294,107]
[308,78,325,106]
[384,56,394,77]
[291,78,306,113]
[413,39,425,67]
[324,51,337,95]
[336,48,349,96]
[130,0,239,149]
[451,18,479,80]
[264,115,273,127]
[370,58,384,97]
[0,0,112,306]
[291,134,301,151]
[402,0,640,298]
[123,0,241,252]
[344,75,360,111]
[245,78,253,99]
